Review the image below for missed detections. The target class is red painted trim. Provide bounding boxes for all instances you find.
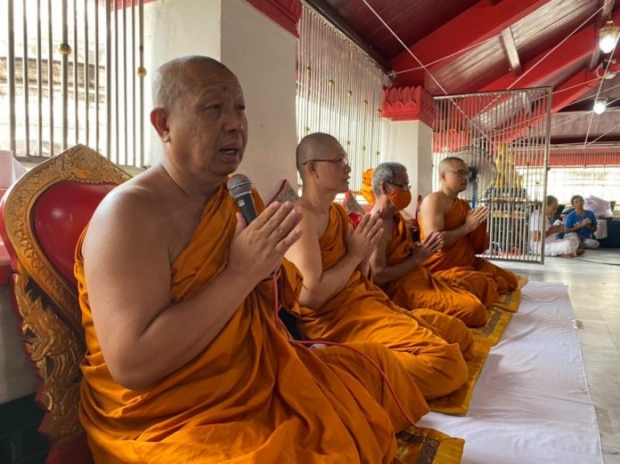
[246,0,302,37]
[391,0,551,87]
[381,86,436,125]
[511,147,620,167]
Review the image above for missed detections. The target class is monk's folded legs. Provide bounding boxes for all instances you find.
[313,342,430,432]
[391,343,468,400]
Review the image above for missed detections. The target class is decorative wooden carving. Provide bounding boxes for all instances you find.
[381,85,437,126]
[2,144,130,444]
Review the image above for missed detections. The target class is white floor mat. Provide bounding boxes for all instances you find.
[418,281,603,464]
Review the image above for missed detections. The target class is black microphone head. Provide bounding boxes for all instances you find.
[227,174,253,199]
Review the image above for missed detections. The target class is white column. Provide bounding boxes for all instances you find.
[381,119,433,217]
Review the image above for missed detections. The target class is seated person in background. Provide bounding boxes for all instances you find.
[285,132,472,401]
[369,162,488,328]
[565,195,600,249]
[76,56,431,463]
[529,195,583,257]
[418,156,519,307]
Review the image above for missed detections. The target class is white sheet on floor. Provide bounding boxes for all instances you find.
[418,281,603,464]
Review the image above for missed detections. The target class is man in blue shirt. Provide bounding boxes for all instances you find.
[564,195,600,249]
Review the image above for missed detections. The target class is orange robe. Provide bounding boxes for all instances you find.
[381,213,488,328]
[75,185,430,463]
[419,198,518,306]
[288,204,472,400]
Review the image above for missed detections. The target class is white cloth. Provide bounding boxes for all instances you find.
[0,150,27,189]
[529,210,580,256]
[418,281,603,464]
[594,218,607,239]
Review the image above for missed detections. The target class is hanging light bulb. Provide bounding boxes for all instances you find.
[599,20,620,53]
[593,98,608,115]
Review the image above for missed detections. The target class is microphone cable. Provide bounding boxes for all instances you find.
[270,274,419,427]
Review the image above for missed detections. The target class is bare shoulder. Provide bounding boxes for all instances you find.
[83,168,179,262]
[421,191,449,212]
[294,201,319,232]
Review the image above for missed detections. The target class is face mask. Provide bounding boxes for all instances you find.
[388,188,412,211]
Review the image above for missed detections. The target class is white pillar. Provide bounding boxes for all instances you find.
[380,86,436,217]
[381,119,433,217]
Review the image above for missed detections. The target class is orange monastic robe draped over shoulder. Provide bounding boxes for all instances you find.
[288,204,472,401]
[75,185,430,464]
[419,198,518,306]
[381,213,488,328]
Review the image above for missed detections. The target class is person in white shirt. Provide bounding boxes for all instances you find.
[529,195,583,257]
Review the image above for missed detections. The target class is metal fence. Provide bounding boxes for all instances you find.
[1,0,145,167]
[433,88,552,263]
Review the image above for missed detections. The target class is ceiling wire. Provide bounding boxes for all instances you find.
[360,0,610,152]
[358,0,500,149]
[584,42,618,147]
[392,35,498,75]
[506,5,604,91]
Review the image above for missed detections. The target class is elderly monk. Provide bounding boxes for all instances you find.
[285,132,473,401]
[418,156,518,306]
[76,56,431,463]
[369,162,488,328]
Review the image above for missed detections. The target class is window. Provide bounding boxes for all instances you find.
[1,0,146,167]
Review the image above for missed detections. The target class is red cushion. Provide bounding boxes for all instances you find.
[33,182,117,286]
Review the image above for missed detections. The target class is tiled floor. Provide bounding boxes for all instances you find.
[499,249,620,464]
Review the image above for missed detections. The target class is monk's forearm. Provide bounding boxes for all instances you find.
[110,267,258,390]
[440,224,472,246]
[299,253,361,309]
[374,254,421,286]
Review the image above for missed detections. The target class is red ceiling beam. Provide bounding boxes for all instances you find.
[391,0,550,87]
[551,60,620,112]
[482,8,620,92]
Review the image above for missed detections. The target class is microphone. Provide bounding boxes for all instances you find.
[227,174,258,224]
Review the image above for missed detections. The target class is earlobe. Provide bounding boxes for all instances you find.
[150,108,170,141]
[380,181,389,195]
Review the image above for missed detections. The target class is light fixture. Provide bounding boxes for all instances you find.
[593,98,608,115]
[596,59,618,79]
[599,20,620,53]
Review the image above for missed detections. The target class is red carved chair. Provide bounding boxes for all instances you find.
[0,145,131,463]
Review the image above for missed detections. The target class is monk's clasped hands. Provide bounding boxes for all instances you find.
[229,201,303,283]
[345,213,384,261]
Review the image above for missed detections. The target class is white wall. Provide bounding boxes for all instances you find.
[221,0,299,201]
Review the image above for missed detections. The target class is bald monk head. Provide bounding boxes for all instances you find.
[438,156,470,197]
[150,55,248,192]
[296,132,352,195]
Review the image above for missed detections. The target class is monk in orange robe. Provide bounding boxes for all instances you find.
[368,162,488,327]
[418,156,518,306]
[286,133,473,400]
[77,56,430,463]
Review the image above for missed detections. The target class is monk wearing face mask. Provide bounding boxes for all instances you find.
[369,162,488,328]
[284,133,474,402]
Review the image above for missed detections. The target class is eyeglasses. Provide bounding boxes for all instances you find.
[389,182,411,192]
[445,169,469,177]
[303,158,350,168]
